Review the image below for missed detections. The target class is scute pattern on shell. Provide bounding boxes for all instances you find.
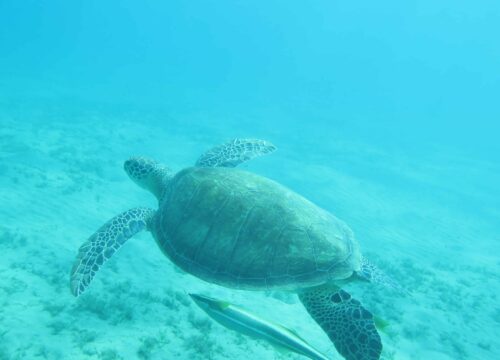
[152,166,360,291]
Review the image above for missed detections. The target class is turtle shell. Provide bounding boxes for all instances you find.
[152,167,360,291]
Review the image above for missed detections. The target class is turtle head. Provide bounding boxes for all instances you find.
[124,157,173,200]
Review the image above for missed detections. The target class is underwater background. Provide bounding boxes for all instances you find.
[0,1,499,359]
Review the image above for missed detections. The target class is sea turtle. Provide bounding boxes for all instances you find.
[70,138,400,360]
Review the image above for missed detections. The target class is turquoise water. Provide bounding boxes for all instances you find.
[1,1,499,359]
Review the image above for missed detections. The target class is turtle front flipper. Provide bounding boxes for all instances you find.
[195,138,276,168]
[299,286,382,360]
[70,207,156,297]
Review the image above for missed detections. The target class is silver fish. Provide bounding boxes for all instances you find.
[189,293,330,360]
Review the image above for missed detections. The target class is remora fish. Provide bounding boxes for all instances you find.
[189,293,330,360]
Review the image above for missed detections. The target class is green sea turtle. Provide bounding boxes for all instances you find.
[70,138,401,360]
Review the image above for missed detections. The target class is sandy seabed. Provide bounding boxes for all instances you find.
[0,105,498,360]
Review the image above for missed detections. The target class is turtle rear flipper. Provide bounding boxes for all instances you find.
[299,286,382,360]
[70,207,156,297]
[357,256,409,295]
[196,138,276,168]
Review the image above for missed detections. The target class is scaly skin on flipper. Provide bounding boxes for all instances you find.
[299,286,382,360]
[195,138,276,168]
[70,207,156,297]
[357,256,408,295]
